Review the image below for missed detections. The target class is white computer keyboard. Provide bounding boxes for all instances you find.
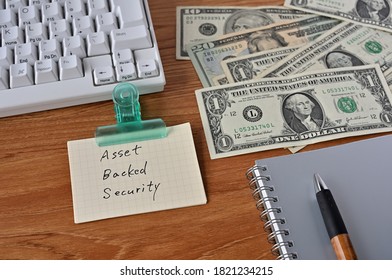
[0,0,165,117]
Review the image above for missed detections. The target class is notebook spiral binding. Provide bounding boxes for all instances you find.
[246,165,298,260]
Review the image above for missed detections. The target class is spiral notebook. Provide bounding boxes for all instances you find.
[247,135,392,260]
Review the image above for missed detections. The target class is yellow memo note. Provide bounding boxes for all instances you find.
[67,123,207,223]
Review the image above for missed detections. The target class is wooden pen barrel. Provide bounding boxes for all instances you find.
[331,234,358,260]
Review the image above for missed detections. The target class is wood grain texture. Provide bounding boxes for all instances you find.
[331,234,358,260]
[0,0,386,260]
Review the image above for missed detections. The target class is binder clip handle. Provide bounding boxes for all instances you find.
[113,82,141,123]
[95,83,167,147]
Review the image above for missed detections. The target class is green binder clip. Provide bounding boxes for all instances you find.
[95,83,167,146]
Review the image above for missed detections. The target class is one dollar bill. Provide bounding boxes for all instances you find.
[285,0,392,33]
[176,6,314,60]
[222,46,300,83]
[262,22,392,85]
[255,22,392,154]
[188,16,340,87]
[195,65,392,159]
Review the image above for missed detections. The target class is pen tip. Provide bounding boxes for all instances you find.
[314,173,328,193]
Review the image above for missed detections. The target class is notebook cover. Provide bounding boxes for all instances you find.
[254,135,392,259]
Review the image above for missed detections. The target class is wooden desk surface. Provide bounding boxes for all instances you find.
[0,0,385,260]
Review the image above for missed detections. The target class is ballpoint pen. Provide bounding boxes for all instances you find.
[314,173,357,260]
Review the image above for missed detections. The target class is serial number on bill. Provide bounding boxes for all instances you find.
[213,266,273,276]
[234,123,275,133]
[322,85,360,94]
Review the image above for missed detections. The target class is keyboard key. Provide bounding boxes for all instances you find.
[1,26,24,47]
[110,0,147,28]
[6,0,27,11]
[96,12,118,33]
[72,16,95,37]
[59,55,83,80]
[39,39,61,60]
[0,9,17,28]
[14,43,38,64]
[86,31,110,56]
[49,19,71,40]
[93,66,115,85]
[18,5,40,28]
[34,59,58,84]
[63,35,87,58]
[115,62,137,82]
[64,0,86,21]
[41,2,63,24]
[87,0,109,17]
[136,59,158,78]
[10,62,34,88]
[25,22,48,44]
[110,25,152,51]
[112,49,133,65]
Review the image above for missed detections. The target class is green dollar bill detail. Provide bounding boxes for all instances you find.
[196,65,392,159]
[338,97,357,113]
[365,41,383,54]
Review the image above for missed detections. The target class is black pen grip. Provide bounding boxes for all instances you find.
[316,190,347,239]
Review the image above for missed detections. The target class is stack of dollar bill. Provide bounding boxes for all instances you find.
[177,2,392,159]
